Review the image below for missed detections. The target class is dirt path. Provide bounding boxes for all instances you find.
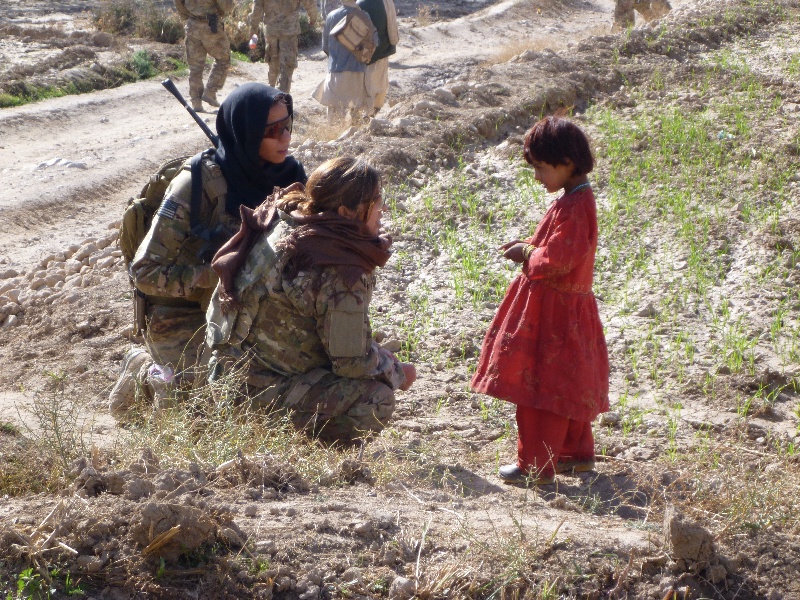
[0,0,623,272]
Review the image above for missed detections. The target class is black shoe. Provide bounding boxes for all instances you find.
[498,464,555,485]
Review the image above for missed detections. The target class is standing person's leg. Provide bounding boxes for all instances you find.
[364,57,389,116]
[277,35,299,92]
[203,29,231,106]
[556,419,596,473]
[327,106,346,123]
[265,35,280,87]
[514,406,569,480]
[613,0,636,30]
[185,24,207,110]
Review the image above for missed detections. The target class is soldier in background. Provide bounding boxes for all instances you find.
[613,0,671,31]
[175,0,234,111]
[357,0,399,117]
[249,0,320,93]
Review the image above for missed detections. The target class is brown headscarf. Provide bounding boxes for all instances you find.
[211,187,391,310]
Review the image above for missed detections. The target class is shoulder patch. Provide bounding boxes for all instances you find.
[157,198,179,220]
[327,307,367,358]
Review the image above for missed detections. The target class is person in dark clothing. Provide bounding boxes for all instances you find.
[356,0,399,116]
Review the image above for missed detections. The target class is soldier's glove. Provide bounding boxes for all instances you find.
[207,13,219,33]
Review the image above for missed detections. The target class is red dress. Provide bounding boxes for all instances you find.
[471,187,609,422]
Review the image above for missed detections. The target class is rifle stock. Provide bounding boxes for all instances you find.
[162,78,220,148]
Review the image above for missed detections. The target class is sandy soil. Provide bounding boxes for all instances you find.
[1,0,799,598]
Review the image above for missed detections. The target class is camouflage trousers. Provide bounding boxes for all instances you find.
[142,303,208,405]
[211,356,396,442]
[185,18,231,101]
[262,29,299,92]
[145,303,208,373]
[614,0,671,29]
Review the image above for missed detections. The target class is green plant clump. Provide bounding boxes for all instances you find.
[93,0,183,43]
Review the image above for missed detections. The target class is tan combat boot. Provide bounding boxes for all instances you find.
[108,348,152,418]
[201,91,220,107]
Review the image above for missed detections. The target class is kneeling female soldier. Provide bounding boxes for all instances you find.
[206,157,416,442]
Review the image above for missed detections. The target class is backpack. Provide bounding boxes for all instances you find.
[118,150,221,268]
[331,7,377,64]
[119,155,189,267]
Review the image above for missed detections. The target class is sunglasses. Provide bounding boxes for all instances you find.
[263,115,293,139]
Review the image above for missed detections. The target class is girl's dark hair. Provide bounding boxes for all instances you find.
[523,115,594,175]
[277,157,381,218]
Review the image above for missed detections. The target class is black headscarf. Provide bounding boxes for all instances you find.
[213,83,308,215]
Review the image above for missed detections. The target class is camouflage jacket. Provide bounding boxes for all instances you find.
[249,0,320,37]
[175,0,234,20]
[206,211,406,389]
[131,156,239,307]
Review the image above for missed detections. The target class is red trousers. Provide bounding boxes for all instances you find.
[516,406,595,477]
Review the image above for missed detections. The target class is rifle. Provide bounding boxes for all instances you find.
[162,77,225,258]
[162,78,220,148]
[131,80,222,337]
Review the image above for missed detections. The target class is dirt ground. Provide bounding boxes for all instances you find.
[1,0,799,598]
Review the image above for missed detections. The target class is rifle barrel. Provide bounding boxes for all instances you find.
[161,78,220,148]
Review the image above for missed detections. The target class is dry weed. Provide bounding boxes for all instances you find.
[110,368,347,483]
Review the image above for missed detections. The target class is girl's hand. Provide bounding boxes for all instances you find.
[498,239,524,252]
[502,242,530,263]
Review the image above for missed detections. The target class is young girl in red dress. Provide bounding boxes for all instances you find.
[471,115,609,484]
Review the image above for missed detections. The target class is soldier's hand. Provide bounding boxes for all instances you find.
[272,182,304,201]
[399,363,416,391]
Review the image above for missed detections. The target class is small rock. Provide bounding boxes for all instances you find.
[336,126,357,141]
[389,576,416,599]
[598,411,621,426]
[76,555,104,573]
[341,567,362,583]
[382,339,402,352]
[636,302,659,318]
[664,504,715,566]
[706,563,727,584]
[73,242,98,262]
[434,87,457,103]
[353,520,374,536]
[298,585,320,600]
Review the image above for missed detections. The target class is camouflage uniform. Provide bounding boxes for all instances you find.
[249,0,320,92]
[129,156,239,395]
[207,211,406,441]
[614,0,671,29]
[175,0,235,108]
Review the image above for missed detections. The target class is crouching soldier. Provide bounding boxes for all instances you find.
[206,157,416,443]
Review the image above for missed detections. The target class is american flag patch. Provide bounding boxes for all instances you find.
[157,198,179,220]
